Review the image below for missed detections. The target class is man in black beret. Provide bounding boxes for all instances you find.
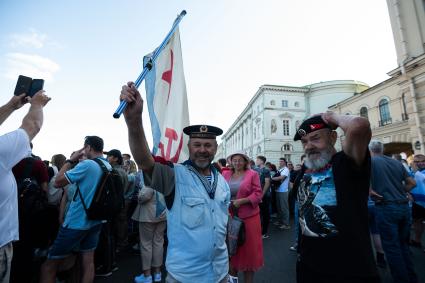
[119,82,230,283]
[294,112,379,283]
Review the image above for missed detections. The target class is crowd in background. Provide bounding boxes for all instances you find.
[2,88,425,283]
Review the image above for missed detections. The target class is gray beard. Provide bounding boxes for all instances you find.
[304,149,333,170]
[193,160,211,170]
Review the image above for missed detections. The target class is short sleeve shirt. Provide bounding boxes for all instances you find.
[63,158,110,230]
[0,129,31,247]
[298,151,378,278]
[253,167,271,189]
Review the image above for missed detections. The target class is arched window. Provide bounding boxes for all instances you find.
[379,99,392,126]
[270,100,276,106]
[294,101,300,107]
[360,107,368,119]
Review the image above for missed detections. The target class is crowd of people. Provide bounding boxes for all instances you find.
[1,83,425,283]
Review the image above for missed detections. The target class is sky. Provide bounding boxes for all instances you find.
[0,0,397,161]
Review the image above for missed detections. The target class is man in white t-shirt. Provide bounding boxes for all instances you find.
[0,91,51,283]
[271,157,290,229]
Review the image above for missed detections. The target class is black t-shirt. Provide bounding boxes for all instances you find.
[298,151,378,278]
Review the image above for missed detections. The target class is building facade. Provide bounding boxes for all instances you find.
[218,81,368,164]
[330,0,425,156]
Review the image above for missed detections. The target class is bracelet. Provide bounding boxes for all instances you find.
[65,159,77,165]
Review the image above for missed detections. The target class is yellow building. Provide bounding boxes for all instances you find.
[330,0,425,156]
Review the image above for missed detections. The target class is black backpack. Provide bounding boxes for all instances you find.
[75,158,124,220]
[16,157,56,248]
[271,169,283,190]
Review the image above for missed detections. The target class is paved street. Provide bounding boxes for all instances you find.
[96,219,425,283]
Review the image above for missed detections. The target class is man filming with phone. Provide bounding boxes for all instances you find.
[0,85,50,283]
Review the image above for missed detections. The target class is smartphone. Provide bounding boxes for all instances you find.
[28,79,44,97]
[14,75,33,96]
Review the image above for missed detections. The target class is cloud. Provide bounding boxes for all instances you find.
[9,29,48,49]
[4,53,60,81]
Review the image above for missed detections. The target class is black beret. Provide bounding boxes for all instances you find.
[183,125,223,139]
[293,116,332,141]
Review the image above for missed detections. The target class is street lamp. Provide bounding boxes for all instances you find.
[414,141,421,150]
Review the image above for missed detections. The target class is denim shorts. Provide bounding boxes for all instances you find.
[47,224,102,259]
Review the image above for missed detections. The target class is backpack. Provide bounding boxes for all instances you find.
[271,168,283,190]
[16,157,57,248]
[75,158,124,220]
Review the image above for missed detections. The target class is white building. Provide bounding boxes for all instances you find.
[218,80,368,164]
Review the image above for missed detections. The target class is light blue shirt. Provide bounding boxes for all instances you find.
[63,158,111,230]
[411,170,425,208]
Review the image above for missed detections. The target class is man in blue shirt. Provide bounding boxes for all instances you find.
[40,136,109,283]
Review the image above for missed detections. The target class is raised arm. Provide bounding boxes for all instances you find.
[120,82,154,174]
[0,94,28,126]
[322,112,371,166]
[20,90,51,141]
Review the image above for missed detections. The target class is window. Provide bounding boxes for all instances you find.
[257,146,261,154]
[360,107,368,119]
[284,154,291,161]
[282,120,290,136]
[379,99,392,126]
[254,128,256,139]
[294,101,299,107]
[270,100,276,106]
[282,100,288,107]
[283,143,291,151]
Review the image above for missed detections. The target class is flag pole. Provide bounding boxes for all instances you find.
[113,10,187,119]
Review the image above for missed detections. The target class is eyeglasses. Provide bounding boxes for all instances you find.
[414,160,425,163]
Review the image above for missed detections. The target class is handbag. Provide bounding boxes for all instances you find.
[227,204,246,256]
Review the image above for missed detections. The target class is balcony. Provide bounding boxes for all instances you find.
[378,118,392,127]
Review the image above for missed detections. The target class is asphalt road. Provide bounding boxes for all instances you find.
[96,220,425,283]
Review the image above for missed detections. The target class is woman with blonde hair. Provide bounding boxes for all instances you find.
[222,151,264,283]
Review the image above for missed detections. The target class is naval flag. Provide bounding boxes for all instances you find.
[144,28,189,163]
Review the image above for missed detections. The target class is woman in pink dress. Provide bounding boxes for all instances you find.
[223,151,264,283]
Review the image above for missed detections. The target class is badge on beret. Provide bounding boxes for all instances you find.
[183,124,223,139]
[293,116,332,141]
[297,129,307,137]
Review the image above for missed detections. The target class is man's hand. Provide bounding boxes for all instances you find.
[321,111,338,130]
[120,82,143,123]
[8,93,29,110]
[29,90,51,107]
[69,148,84,162]
[369,189,383,200]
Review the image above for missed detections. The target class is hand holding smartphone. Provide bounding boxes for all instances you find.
[14,75,44,97]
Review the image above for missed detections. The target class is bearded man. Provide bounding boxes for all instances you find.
[294,113,379,283]
[119,82,231,283]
